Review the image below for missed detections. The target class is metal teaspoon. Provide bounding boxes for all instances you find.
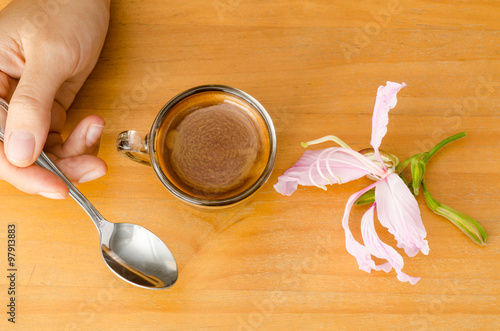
[0,99,178,289]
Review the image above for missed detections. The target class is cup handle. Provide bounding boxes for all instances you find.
[116,130,152,166]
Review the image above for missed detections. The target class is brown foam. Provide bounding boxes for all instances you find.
[156,91,271,200]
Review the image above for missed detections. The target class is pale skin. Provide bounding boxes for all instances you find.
[0,0,111,199]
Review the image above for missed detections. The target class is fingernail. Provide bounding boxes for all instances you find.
[38,192,66,199]
[78,169,106,184]
[6,130,35,163]
[86,124,104,147]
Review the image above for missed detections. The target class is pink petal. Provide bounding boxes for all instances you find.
[341,182,379,273]
[274,148,373,196]
[370,81,406,168]
[361,204,421,285]
[375,173,429,257]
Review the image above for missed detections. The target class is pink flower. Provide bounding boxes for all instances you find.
[274,82,429,284]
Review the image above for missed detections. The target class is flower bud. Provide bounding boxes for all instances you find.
[355,189,375,206]
[423,182,487,246]
[410,158,426,195]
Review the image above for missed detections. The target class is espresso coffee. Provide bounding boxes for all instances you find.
[156,91,271,200]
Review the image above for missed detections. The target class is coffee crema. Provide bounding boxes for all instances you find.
[156,91,271,200]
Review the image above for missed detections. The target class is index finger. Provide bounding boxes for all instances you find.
[4,57,66,167]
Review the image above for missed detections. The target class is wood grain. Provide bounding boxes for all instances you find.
[0,0,499,330]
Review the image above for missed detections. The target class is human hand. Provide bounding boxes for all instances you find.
[0,0,110,199]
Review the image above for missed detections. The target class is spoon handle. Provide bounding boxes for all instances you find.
[35,151,105,226]
[0,99,104,228]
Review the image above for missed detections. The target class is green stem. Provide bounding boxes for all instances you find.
[396,132,467,174]
[423,131,467,163]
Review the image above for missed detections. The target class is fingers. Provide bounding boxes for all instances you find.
[0,142,68,198]
[0,114,107,199]
[46,115,105,158]
[0,143,107,199]
[3,59,66,167]
[51,154,107,185]
[45,115,107,184]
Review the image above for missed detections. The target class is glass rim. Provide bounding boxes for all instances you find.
[149,84,277,207]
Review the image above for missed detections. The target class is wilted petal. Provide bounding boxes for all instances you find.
[342,182,379,273]
[361,204,421,284]
[274,149,332,196]
[274,148,373,196]
[375,173,429,257]
[370,81,406,167]
[273,174,301,196]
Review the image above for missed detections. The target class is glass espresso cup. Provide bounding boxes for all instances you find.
[117,85,277,209]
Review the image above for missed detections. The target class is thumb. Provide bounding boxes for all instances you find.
[4,60,66,167]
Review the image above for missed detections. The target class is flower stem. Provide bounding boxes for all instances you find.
[423,131,467,163]
[396,132,467,174]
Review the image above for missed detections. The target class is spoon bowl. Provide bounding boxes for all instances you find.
[0,99,178,289]
[100,221,177,289]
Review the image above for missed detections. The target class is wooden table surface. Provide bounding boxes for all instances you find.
[1,0,499,330]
